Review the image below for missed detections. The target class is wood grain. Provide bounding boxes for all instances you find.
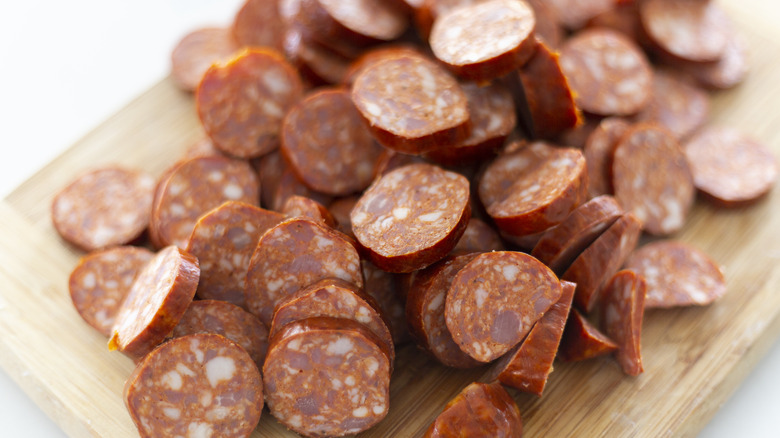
[2,2,780,436]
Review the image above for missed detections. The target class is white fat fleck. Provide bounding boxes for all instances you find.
[177,363,196,377]
[207,171,224,182]
[314,235,335,250]
[502,265,519,282]
[170,203,187,217]
[392,207,410,220]
[288,415,302,428]
[187,422,213,438]
[263,69,291,95]
[475,287,488,308]
[163,407,181,420]
[162,370,183,390]
[191,338,205,363]
[200,391,213,407]
[332,378,343,390]
[364,102,382,117]
[104,280,118,289]
[262,100,284,118]
[428,292,444,311]
[222,183,244,200]
[418,211,443,222]
[356,307,371,324]
[605,304,620,325]
[267,278,285,293]
[326,337,354,355]
[82,272,96,289]
[365,357,379,377]
[373,404,386,415]
[91,226,114,248]
[345,375,356,386]
[286,337,302,351]
[205,356,236,388]
[661,197,684,232]
[352,211,368,226]
[353,406,369,418]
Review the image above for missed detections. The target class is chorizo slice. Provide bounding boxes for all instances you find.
[636,69,710,141]
[623,240,726,308]
[263,317,391,437]
[559,28,653,116]
[109,246,200,358]
[170,27,240,92]
[362,260,410,345]
[546,0,614,31]
[612,123,694,235]
[600,269,646,376]
[328,195,360,238]
[531,195,623,275]
[186,201,284,308]
[429,0,537,81]
[342,45,426,86]
[196,48,304,158]
[585,1,641,42]
[281,88,384,196]
[231,0,284,51]
[124,334,263,438]
[268,278,395,362]
[69,246,154,336]
[351,53,470,154]
[683,127,778,207]
[478,141,588,236]
[296,0,410,46]
[351,163,471,273]
[424,382,522,438]
[245,218,363,325]
[151,156,260,249]
[451,218,504,255]
[583,117,631,199]
[281,195,337,227]
[557,308,618,362]
[562,213,641,313]
[406,253,483,369]
[282,27,352,86]
[445,251,562,363]
[170,300,269,368]
[679,30,750,90]
[52,167,155,251]
[486,280,575,396]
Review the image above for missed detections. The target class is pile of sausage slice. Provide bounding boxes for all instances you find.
[52,0,778,436]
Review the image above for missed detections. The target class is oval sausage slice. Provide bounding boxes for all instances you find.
[600,269,645,376]
[636,69,710,141]
[296,0,410,46]
[171,28,240,92]
[424,382,522,438]
[232,0,284,51]
[583,117,631,199]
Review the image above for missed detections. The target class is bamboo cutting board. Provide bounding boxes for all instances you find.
[2,1,780,436]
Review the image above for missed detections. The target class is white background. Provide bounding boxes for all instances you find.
[1,1,779,436]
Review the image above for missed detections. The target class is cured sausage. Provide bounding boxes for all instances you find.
[583,118,631,198]
[263,317,392,437]
[600,269,645,376]
[108,246,200,358]
[281,88,384,196]
[196,48,304,158]
[678,30,750,90]
[231,0,284,51]
[245,217,363,325]
[623,240,726,308]
[351,163,471,273]
[683,127,778,207]
[429,0,537,81]
[425,81,516,166]
[69,246,154,337]
[351,52,470,154]
[478,141,588,236]
[268,277,395,363]
[362,260,410,345]
[546,0,614,31]
[559,28,653,116]
[52,167,155,251]
[612,123,694,235]
[282,27,352,86]
[296,0,410,46]
[124,334,263,438]
[170,28,240,92]
[531,195,623,275]
[586,1,641,43]
[342,45,426,86]
[423,382,522,438]
[186,201,284,308]
[281,195,337,227]
[406,253,483,369]
[445,251,562,362]
[151,156,260,249]
[451,218,504,255]
[636,69,710,141]
[557,308,618,362]
[170,300,270,368]
[562,213,641,313]
[328,196,360,238]
[525,0,563,48]
[485,280,575,396]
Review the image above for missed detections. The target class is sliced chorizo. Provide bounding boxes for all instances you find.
[679,30,750,90]
[546,0,614,31]
[424,382,522,438]
[296,0,410,46]
[636,69,710,141]
[281,195,337,227]
[231,0,284,51]
[282,27,352,86]
[170,27,240,92]
[557,308,618,362]
[600,269,646,376]
[342,45,426,86]
[583,118,631,199]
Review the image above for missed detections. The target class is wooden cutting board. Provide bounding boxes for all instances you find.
[2,1,780,436]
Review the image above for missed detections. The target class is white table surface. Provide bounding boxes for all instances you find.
[1,1,779,436]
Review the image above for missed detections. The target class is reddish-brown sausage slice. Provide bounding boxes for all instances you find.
[281,195,337,227]
[124,334,263,438]
[546,0,614,30]
[362,260,410,345]
[445,251,562,362]
[342,45,426,86]
[600,269,645,376]
[263,317,391,437]
[557,308,618,362]
[109,246,200,358]
[245,218,363,325]
[282,27,352,86]
[296,0,410,46]
[197,49,304,158]
[636,69,710,140]
[186,201,284,308]
[583,117,631,198]
[232,0,284,51]
[424,382,522,438]
[170,28,240,92]
[586,2,641,42]
[612,123,694,235]
[328,195,360,238]
[451,218,504,255]
[170,300,269,368]
[679,30,750,90]
[351,163,471,273]
[684,127,778,207]
[623,240,726,308]
[69,246,154,336]
[52,167,155,251]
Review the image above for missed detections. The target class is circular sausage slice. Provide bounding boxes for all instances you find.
[684,127,778,207]
[197,49,304,158]
[170,300,269,368]
[351,163,471,273]
[281,88,383,196]
[263,317,391,437]
[612,123,694,235]
[232,0,284,50]
[559,28,652,116]
[546,0,614,30]
[245,218,363,325]
[445,251,562,363]
[424,382,522,438]
[623,240,726,308]
[171,28,240,92]
[124,334,263,438]
[186,201,284,308]
[351,53,470,154]
[297,0,410,45]
[636,69,710,141]
[109,246,200,358]
[429,0,537,81]
[583,118,631,199]
[342,45,426,86]
[682,30,750,90]
[52,167,155,251]
[282,27,352,86]
[69,246,154,336]
[600,270,645,376]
